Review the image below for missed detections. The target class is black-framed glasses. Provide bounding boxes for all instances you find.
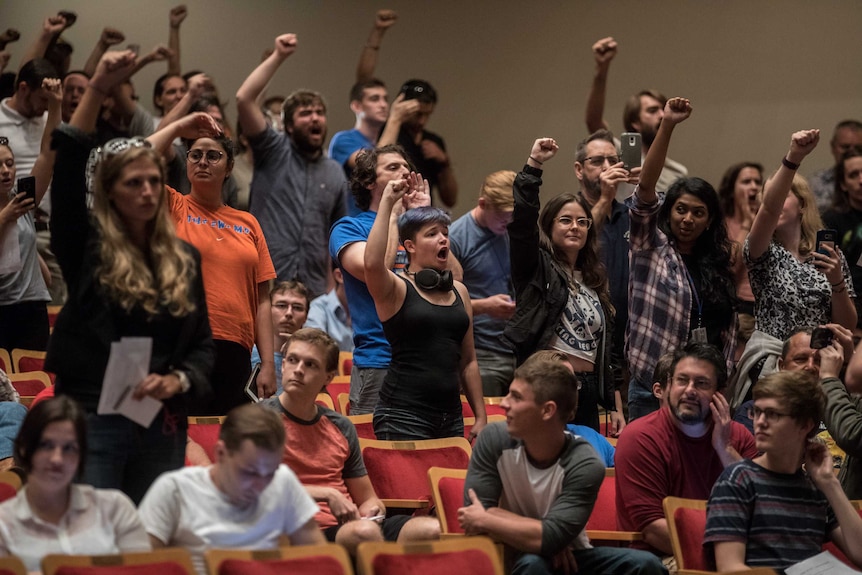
[555,216,593,230]
[583,155,621,167]
[746,405,792,423]
[186,149,224,164]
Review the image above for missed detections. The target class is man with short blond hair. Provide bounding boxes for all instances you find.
[450,170,517,396]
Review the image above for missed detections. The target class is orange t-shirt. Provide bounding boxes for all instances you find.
[168,188,276,349]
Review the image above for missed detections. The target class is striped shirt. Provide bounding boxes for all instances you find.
[705,458,837,569]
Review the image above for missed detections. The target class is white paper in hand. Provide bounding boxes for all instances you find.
[97,337,162,426]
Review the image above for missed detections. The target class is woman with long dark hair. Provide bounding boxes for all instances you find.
[503,138,621,432]
[627,98,738,420]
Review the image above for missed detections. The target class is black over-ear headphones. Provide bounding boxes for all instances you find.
[412,268,454,292]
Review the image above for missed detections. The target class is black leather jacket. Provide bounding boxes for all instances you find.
[502,165,615,408]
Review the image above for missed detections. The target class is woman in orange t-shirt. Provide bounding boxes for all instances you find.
[150,114,277,415]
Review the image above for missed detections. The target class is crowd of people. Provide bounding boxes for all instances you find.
[0,5,861,575]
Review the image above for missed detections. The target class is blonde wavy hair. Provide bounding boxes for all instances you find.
[93,146,197,317]
[785,174,823,258]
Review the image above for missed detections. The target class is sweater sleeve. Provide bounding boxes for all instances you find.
[508,166,543,294]
[49,125,98,290]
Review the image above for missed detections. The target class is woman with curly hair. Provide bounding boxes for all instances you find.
[626,98,738,420]
[503,137,621,433]
[746,130,856,341]
[44,50,213,504]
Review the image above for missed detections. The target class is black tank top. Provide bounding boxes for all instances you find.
[379,277,468,413]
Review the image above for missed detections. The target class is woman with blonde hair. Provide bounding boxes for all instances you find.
[746,130,856,341]
[44,50,213,504]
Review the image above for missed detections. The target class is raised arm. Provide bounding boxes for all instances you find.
[377,93,419,147]
[130,44,174,78]
[355,9,397,83]
[585,37,617,133]
[364,174,416,320]
[19,14,68,71]
[155,73,213,138]
[508,138,558,291]
[167,5,187,75]
[83,27,125,78]
[147,112,221,156]
[747,129,820,260]
[30,77,62,206]
[0,29,20,52]
[637,97,691,205]
[236,34,296,139]
[70,50,137,133]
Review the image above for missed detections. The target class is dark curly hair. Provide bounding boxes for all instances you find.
[350,144,415,211]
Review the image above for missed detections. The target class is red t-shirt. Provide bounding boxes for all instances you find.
[615,406,757,550]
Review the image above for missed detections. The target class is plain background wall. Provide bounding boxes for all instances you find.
[2,0,860,217]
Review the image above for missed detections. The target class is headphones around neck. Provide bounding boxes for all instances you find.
[410,267,454,292]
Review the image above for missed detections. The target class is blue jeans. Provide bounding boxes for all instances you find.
[82,409,186,505]
[512,546,667,575]
[627,377,661,422]
[373,405,464,441]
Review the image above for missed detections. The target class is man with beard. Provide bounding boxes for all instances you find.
[237,33,348,299]
[574,130,640,434]
[585,37,687,193]
[614,343,756,557]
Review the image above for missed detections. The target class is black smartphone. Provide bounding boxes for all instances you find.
[620,132,642,170]
[810,327,834,349]
[816,229,837,255]
[17,176,35,203]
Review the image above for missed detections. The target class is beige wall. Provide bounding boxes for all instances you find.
[3,0,860,216]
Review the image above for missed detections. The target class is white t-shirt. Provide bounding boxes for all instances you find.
[139,465,318,575]
[0,484,150,572]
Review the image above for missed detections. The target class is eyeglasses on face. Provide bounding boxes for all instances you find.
[583,155,621,167]
[186,149,225,164]
[555,216,593,230]
[273,302,306,313]
[747,405,792,424]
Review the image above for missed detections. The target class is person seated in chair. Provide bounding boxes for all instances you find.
[263,327,439,555]
[139,403,324,575]
[458,352,666,575]
[706,369,862,571]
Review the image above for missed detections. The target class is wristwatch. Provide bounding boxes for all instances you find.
[171,370,191,393]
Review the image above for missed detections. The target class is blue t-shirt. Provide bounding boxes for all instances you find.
[329,211,390,368]
[566,424,615,467]
[449,212,511,353]
[250,346,284,395]
[328,129,374,217]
